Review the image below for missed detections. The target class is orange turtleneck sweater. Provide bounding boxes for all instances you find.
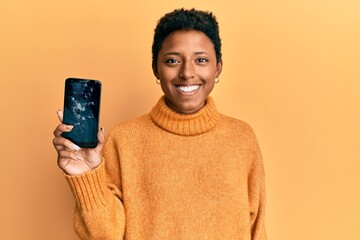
[65,96,267,240]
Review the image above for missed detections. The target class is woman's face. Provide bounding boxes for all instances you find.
[154,30,222,114]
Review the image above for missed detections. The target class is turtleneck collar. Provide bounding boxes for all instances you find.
[150,96,220,136]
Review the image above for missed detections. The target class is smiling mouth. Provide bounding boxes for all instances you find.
[176,84,200,93]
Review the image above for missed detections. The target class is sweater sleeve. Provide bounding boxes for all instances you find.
[65,128,127,240]
[65,161,125,239]
[248,132,267,240]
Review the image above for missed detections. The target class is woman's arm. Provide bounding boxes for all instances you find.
[248,133,267,240]
[53,110,126,239]
[66,162,126,239]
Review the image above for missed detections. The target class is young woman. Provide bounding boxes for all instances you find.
[53,8,267,240]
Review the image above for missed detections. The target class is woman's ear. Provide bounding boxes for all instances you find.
[152,63,159,79]
[215,59,223,77]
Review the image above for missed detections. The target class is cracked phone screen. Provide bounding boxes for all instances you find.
[62,78,101,148]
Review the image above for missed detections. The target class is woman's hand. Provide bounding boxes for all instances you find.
[52,110,104,175]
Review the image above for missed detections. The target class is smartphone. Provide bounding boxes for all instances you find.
[61,78,102,148]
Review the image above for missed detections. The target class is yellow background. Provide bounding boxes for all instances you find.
[1,0,359,239]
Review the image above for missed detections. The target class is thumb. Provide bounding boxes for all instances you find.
[95,127,105,153]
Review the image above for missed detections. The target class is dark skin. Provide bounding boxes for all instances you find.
[153,30,222,114]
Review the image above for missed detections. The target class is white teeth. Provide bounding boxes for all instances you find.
[177,85,200,92]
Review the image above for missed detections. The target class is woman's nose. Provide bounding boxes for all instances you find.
[179,61,195,79]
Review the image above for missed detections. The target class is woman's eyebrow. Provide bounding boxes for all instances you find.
[194,51,208,55]
[163,52,180,56]
[163,51,208,56]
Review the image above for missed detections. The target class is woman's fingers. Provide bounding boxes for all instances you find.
[53,143,64,151]
[94,127,105,154]
[53,136,81,151]
[98,127,105,144]
[57,157,73,169]
[53,111,78,151]
[57,110,63,122]
[58,149,76,160]
[53,124,73,137]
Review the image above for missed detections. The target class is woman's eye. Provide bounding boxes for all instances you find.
[166,59,179,64]
[196,58,208,63]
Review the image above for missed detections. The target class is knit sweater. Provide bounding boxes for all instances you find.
[66,96,267,240]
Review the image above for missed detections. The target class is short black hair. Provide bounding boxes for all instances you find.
[152,8,222,68]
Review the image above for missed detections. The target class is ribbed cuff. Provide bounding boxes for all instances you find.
[65,161,108,212]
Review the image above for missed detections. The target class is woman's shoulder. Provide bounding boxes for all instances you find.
[107,114,153,137]
[220,114,253,129]
[218,113,258,137]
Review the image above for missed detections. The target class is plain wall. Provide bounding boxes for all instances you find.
[0,0,359,239]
